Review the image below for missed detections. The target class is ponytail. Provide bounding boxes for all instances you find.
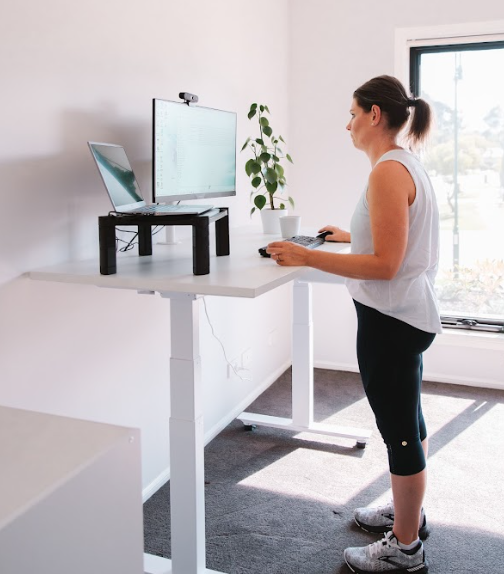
[407,98,432,149]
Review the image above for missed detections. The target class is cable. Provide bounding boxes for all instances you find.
[201,298,252,382]
[115,225,165,252]
[116,229,138,252]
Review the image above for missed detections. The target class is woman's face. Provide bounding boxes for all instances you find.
[346,98,373,150]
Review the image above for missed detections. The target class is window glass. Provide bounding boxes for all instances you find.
[412,45,504,328]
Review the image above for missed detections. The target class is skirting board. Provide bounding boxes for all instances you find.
[142,360,291,502]
[314,360,504,392]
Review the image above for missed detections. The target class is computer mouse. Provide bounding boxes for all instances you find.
[316,230,334,240]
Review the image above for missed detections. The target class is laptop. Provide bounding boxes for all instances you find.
[88,142,214,215]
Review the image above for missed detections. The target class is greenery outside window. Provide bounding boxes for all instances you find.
[410,41,504,333]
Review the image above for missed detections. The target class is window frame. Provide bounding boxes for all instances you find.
[409,40,504,333]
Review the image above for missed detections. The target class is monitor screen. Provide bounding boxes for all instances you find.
[152,99,237,203]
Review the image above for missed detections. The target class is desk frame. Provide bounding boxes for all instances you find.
[146,281,370,574]
[238,280,371,446]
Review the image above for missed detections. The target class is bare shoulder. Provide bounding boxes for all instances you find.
[369,159,415,203]
[371,159,412,182]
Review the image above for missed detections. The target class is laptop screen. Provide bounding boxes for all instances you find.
[89,142,144,209]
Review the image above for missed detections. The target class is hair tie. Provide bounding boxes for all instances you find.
[407,98,418,108]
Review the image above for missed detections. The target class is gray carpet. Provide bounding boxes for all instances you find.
[143,368,504,573]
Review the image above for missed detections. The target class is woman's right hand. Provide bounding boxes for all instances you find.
[318,225,351,243]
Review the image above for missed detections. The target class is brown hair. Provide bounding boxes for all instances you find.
[353,75,432,149]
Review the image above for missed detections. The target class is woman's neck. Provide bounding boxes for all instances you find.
[367,140,403,167]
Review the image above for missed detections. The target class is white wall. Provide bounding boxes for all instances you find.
[0,0,293,496]
[289,0,504,390]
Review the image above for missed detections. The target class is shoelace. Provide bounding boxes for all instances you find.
[368,532,397,559]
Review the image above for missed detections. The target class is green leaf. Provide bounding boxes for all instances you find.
[278,177,286,187]
[241,137,250,151]
[279,202,286,210]
[251,176,262,188]
[286,153,293,163]
[279,135,285,143]
[260,116,269,127]
[259,105,264,112]
[274,164,284,177]
[255,138,264,145]
[265,167,278,183]
[254,195,267,210]
[245,160,262,176]
[288,197,295,208]
[263,125,273,137]
[250,206,256,216]
[259,152,271,163]
[264,105,270,113]
[245,159,255,177]
[266,181,278,194]
[248,109,257,120]
[250,103,257,111]
[272,154,280,162]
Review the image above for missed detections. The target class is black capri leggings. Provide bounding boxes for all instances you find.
[354,300,436,476]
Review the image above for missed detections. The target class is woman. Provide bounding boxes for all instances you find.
[266,75,441,574]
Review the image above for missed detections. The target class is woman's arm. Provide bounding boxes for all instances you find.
[267,160,414,280]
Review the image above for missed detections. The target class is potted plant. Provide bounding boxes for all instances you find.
[242,103,294,233]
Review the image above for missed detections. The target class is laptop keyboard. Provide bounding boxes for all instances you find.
[136,204,213,214]
[140,205,182,212]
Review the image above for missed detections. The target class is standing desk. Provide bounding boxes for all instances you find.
[30,228,371,574]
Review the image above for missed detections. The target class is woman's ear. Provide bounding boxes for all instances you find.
[371,104,382,125]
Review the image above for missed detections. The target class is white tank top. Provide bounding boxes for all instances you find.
[346,149,442,334]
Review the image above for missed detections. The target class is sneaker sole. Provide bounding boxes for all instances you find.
[354,518,430,541]
[345,555,429,574]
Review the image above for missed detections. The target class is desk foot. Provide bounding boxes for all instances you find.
[144,553,226,574]
[237,412,372,445]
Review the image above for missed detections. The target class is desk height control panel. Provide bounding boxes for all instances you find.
[98,207,230,276]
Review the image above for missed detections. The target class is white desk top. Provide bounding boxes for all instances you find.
[29,228,348,298]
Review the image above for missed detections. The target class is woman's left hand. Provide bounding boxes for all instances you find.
[266,241,310,266]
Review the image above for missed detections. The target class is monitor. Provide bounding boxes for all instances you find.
[152,99,237,204]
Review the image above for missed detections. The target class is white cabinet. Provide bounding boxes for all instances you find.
[0,407,144,574]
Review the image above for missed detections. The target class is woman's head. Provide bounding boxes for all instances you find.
[353,75,432,148]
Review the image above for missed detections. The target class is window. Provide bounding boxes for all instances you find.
[410,41,504,332]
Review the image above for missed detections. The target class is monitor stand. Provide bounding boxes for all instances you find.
[98,208,229,276]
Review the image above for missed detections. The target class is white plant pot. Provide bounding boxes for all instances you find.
[260,208,288,234]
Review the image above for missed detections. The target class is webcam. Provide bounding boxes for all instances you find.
[179,92,199,104]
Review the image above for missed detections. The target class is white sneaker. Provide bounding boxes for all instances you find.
[344,531,428,573]
[354,501,429,540]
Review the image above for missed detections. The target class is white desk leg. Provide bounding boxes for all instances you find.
[292,280,314,428]
[170,293,205,573]
[143,293,225,574]
[238,279,372,447]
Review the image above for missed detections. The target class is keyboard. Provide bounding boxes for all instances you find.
[258,231,332,257]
